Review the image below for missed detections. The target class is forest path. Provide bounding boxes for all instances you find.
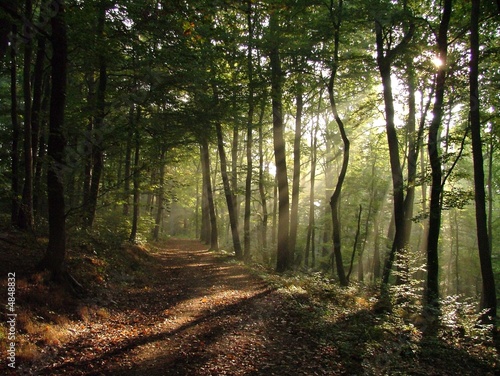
[35,239,342,375]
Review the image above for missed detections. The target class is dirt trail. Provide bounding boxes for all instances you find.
[25,239,342,375]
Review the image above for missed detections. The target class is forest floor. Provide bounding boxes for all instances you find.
[1,235,499,375]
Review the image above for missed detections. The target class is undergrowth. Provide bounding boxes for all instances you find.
[0,227,156,374]
[249,264,499,375]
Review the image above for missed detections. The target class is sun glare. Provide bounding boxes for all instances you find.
[432,56,444,68]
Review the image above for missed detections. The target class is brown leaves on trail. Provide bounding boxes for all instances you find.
[1,239,343,375]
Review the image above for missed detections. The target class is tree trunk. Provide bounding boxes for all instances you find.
[359,163,377,283]
[30,34,46,204]
[270,12,290,273]
[258,96,268,253]
[33,67,50,214]
[402,64,417,246]
[200,139,219,251]
[373,216,381,281]
[17,0,34,230]
[487,135,493,254]
[153,148,166,241]
[85,2,107,228]
[322,129,334,258]
[244,0,254,261]
[375,19,414,289]
[129,108,141,243]
[123,105,134,216]
[469,0,496,322]
[327,0,348,286]
[425,0,452,307]
[82,71,94,216]
[216,120,243,259]
[39,0,68,279]
[305,107,319,268]
[200,152,210,243]
[347,205,363,282]
[10,24,20,226]
[290,71,303,261]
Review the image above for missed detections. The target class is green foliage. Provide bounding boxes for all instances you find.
[251,264,498,374]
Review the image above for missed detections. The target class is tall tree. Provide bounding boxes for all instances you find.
[84,0,108,228]
[30,29,47,215]
[243,0,254,261]
[327,0,348,286]
[270,9,290,272]
[374,6,414,288]
[17,0,34,230]
[425,0,452,307]
[39,0,68,279]
[469,0,496,322]
[289,65,303,263]
[257,94,268,253]
[10,23,20,226]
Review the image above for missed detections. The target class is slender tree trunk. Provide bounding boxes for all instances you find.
[153,148,166,241]
[328,0,348,286]
[305,110,319,268]
[290,71,303,260]
[123,105,134,216]
[201,139,219,251]
[85,1,107,228]
[373,216,381,281]
[454,210,460,295]
[243,115,252,260]
[31,34,46,203]
[10,24,20,226]
[18,0,34,230]
[39,1,68,279]
[244,0,254,261]
[231,128,239,215]
[469,0,496,322]
[258,97,268,253]
[487,135,493,253]
[403,64,417,246]
[347,205,363,282]
[33,67,50,214]
[216,120,243,259]
[200,150,210,243]
[195,161,201,240]
[82,71,94,215]
[425,0,452,307]
[129,109,141,243]
[270,12,290,272]
[322,130,334,258]
[272,175,277,249]
[359,164,377,282]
